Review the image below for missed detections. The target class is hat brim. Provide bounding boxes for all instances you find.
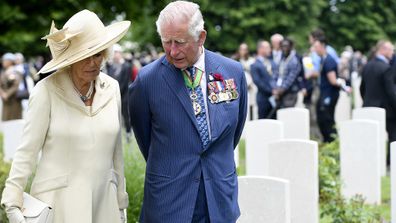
[38,21,131,74]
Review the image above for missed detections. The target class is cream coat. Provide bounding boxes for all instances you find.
[1,70,128,222]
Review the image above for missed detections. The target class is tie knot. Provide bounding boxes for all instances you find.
[187,66,195,77]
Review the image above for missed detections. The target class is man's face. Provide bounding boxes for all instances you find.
[257,42,271,57]
[383,42,395,60]
[263,42,272,57]
[160,20,206,69]
[280,41,291,56]
[313,41,325,56]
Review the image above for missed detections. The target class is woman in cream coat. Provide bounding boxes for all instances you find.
[1,10,131,223]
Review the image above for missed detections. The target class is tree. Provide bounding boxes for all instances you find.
[0,0,137,57]
[198,0,327,54]
[320,0,396,52]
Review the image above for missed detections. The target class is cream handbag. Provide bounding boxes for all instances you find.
[22,192,53,223]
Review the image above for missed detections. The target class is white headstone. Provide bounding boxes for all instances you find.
[234,144,239,168]
[2,119,25,162]
[335,91,351,125]
[277,108,310,140]
[340,119,381,204]
[295,91,305,108]
[351,72,363,108]
[352,107,387,176]
[267,139,318,223]
[238,176,291,223]
[391,141,396,223]
[245,119,284,175]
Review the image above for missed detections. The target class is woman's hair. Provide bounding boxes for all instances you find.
[156,1,204,41]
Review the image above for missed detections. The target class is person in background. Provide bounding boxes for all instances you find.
[313,37,346,143]
[360,40,396,166]
[250,40,276,119]
[14,52,35,116]
[0,52,22,121]
[233,42,256,120]
[270,33,284,66]
[129,1,247,222]
[1,10,130,223]
[105,44,132,140]
[272,38,301,109]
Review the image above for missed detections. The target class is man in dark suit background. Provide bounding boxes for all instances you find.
[129,1,247,222]
[250,40,276,119]
[360,40,396,166]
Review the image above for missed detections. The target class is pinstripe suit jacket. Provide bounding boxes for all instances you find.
[129,50,247,223]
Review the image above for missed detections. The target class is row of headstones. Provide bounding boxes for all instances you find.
[240,117,316,223]
[239,142,396,223]
[238,106,390,223]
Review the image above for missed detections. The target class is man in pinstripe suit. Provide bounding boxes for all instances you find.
[129,1,247,222]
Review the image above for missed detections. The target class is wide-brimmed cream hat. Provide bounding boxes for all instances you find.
[38,9,131,74]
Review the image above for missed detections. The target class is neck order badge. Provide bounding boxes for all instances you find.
[183,67,204,116]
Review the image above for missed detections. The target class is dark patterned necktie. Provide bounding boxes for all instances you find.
[187,66,210,146]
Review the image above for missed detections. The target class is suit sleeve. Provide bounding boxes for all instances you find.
[1,81,50,208]
[250,63,272,94]
[234,65,248,148]
[113,83,129,209]
[129,72,151,161]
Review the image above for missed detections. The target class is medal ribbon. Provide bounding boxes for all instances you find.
[182,68,203,89]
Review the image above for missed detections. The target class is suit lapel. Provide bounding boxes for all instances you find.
[161,57,200,132]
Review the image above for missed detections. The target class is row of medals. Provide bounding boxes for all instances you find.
[191,88,239,116]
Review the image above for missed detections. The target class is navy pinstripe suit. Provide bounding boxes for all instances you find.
[129,50,247,223]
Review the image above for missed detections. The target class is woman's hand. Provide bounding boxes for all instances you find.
[6,206,26,223]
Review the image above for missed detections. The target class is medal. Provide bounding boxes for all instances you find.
[190,92,198,101]
[209,92,219,104]
[193,101,202,116]
[182,68,205,116]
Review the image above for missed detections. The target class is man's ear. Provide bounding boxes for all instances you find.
[198,30,207,46]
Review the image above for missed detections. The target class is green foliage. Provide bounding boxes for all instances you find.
[3,0,396,55]
[198,0,327,54]
[319,140,382,222]
[124,142,146,223]
[0,134,11,222]
[236,139,246,176]
[320,0,393,52]
[0,0,140,57]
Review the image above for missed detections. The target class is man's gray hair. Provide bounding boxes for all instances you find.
[156,1,204,41]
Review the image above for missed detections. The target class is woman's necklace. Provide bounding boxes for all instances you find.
[69,74,94,102]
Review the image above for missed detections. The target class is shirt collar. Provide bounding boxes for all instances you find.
[193,47,205,72]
